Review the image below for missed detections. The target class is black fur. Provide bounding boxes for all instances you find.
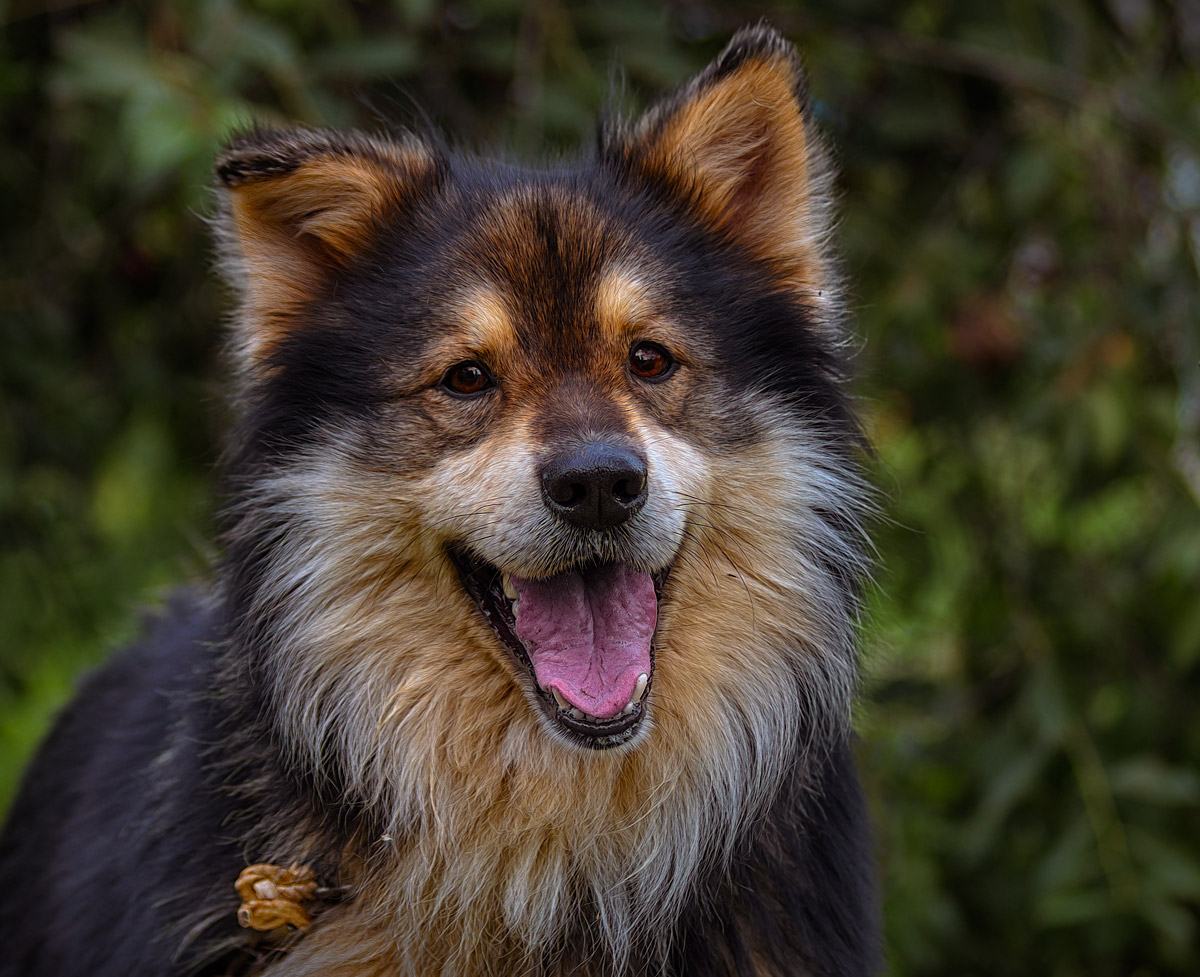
[0,598,247,976]
[673,739,880,977]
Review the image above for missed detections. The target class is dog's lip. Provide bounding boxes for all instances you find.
[449,548,668,750]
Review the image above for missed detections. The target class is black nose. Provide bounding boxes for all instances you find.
[541,442,648,530]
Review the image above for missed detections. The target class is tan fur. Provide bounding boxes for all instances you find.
[594,266,653,339]
[452,285,517,353]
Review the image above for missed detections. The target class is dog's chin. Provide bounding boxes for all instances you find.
[450,547,670,751]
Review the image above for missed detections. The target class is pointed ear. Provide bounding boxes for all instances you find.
[215,129,436,364]
[608,26,833,307]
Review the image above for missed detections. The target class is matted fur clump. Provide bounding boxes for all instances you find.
[0,24,879,977]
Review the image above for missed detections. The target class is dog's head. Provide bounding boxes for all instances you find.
[215,24,866,819]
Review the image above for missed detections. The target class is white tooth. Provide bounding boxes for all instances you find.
[502,573,519,601]
[552,688,570,710]
[569,707,585,721]
[511,598,519,617]
[621,700,636,715]
[634,673,649,701]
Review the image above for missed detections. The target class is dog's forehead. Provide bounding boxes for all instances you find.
[442,182,655,349]
[461,183,615,272]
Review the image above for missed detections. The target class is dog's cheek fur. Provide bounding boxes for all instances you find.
[647,393,868,785]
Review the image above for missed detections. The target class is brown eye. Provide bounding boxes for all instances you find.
[440,360,495,397]
[629,341,675,381]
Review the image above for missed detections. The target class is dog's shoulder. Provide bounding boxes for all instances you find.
[0,593,244,977]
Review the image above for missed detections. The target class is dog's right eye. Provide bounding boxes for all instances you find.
[439,360,496,398]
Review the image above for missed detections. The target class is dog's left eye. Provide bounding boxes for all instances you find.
[628,341,676,381]
[440,360,496,397]
[628,338,676,381]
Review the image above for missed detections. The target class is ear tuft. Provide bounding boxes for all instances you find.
[216,128,432,188]
[703,23,810,109]
[216,144,304,186]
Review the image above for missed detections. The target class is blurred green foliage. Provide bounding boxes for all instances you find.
[2,1,1198,973]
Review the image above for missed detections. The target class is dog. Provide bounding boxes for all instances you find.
[0,24,878,977]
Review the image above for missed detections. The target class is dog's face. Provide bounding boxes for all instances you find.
[216,28,864,835]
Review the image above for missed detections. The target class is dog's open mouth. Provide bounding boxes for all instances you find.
[452,550,666,749]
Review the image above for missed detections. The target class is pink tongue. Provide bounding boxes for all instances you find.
[510,564,655,720]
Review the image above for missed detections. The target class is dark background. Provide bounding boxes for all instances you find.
[2,1,1198,974]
